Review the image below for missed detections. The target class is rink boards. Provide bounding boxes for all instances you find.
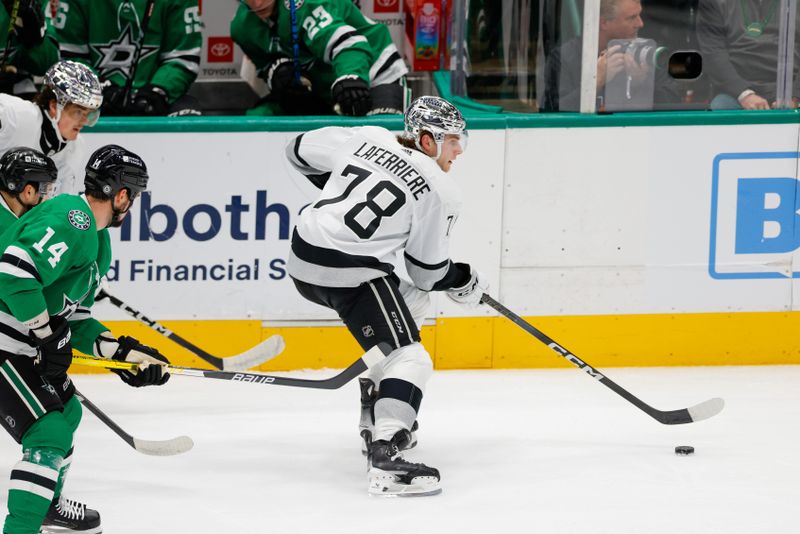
[76,113,800,370]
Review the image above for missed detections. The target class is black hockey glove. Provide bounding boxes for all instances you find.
[128,84,170,116]
[3,0,46,48]
[31,316,73,380]
[331,75,372,116]
[0,65,18,94]
[266,59,318,115]
[110,336,170,387]
[100,80,128,116]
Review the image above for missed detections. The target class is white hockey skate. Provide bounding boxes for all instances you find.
[367,430,441,498]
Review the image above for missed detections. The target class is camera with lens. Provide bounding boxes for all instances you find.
[610,38,669,68]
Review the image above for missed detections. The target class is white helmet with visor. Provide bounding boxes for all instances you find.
[43,60,103,127]
[404,96,468,158]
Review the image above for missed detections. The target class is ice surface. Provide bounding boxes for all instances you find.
[2,365,798,534]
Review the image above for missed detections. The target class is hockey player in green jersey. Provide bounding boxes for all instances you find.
[0,146,58,229]
[1,60,103,196]
[0,0,58,97]
[52,0,203,116]
[0,144,171,534]
[232,0,408,116]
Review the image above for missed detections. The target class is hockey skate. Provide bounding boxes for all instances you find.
[40,495,102,534]
[359,378,417,455]
[367,430,441,497]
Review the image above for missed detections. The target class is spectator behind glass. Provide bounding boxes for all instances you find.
[0,0,58,97]
[51,0,203,116]
[696,0,800,109]
[231,0,408,116]
[544,0,679,111]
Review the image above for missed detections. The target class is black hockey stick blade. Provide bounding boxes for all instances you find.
[480,294,724,425]
[72,342,392,391]
[75,389,194,456]
[96,289,285,371]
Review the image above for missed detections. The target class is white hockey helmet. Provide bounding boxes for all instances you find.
[43,60,103,126]
[404,96,468,156]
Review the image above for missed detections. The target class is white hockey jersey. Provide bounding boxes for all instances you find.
[0,94,88,196]
[287,125,467,290]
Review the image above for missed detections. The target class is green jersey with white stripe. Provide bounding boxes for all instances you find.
[232,0,406,87]
[51,0,202,103]
[0,194,109,357]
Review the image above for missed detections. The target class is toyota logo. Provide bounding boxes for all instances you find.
[211,42,231,57]
[376,0,397,6]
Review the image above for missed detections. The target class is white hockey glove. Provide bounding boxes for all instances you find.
[446,266,488,307]
[95,333,170,387]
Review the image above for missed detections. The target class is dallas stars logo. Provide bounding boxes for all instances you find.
[68,210,91,230]
[58,294,80,319]
[90,25,158,79]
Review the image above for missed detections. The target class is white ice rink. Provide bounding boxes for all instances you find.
[1,364,798,534]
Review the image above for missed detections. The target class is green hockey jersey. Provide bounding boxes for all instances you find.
[0,194,110,358]
[52,0,202,103]
[231,0,406,88]
[0,2,59,76]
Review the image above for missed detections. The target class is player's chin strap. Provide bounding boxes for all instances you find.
[45,106,68,146]
[108,195,137,228]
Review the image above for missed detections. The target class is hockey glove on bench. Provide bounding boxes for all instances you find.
[332,75,371,116]
[95,334,170,387]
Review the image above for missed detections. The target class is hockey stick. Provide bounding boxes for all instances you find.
[71,342,391,390]
[96,289,285,371]
[121,0,155,108]
[1,0,21,70]
[74,389,193,456]
[480,294,724,425]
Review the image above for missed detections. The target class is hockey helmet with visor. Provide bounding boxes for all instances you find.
[0,147,58,200]
[404,96,468,157]
[43,60,103,127]
[84,145,149,201]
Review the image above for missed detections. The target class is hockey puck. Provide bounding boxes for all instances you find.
[674,445,694,455]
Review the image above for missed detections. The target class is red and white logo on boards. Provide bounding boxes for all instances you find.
[374,0,399,13]
[207,37,234,63]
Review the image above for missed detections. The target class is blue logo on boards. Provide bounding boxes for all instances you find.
[709,152,800,279]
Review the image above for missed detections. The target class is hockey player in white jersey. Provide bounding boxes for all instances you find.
[286,96,488,497]
[0,60,102,196]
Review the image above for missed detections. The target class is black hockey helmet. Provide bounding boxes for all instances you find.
[84,144,149,200]
[0,147,58,195]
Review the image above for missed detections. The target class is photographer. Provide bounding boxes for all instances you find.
[697,0,800,110]
[544,0,678,111]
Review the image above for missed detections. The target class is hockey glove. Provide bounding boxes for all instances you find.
[331,75,372,116]
[128,84,170,116]
[30,315,73,380]
[95,334,170,387]
[446,266,489,307]
[3,0,46,48]
[100,80,128,116]
[266,60,317,115]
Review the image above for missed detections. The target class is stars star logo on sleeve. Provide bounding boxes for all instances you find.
[90,25,159,79]
[68,210,91,230]
[58,295,80,319]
